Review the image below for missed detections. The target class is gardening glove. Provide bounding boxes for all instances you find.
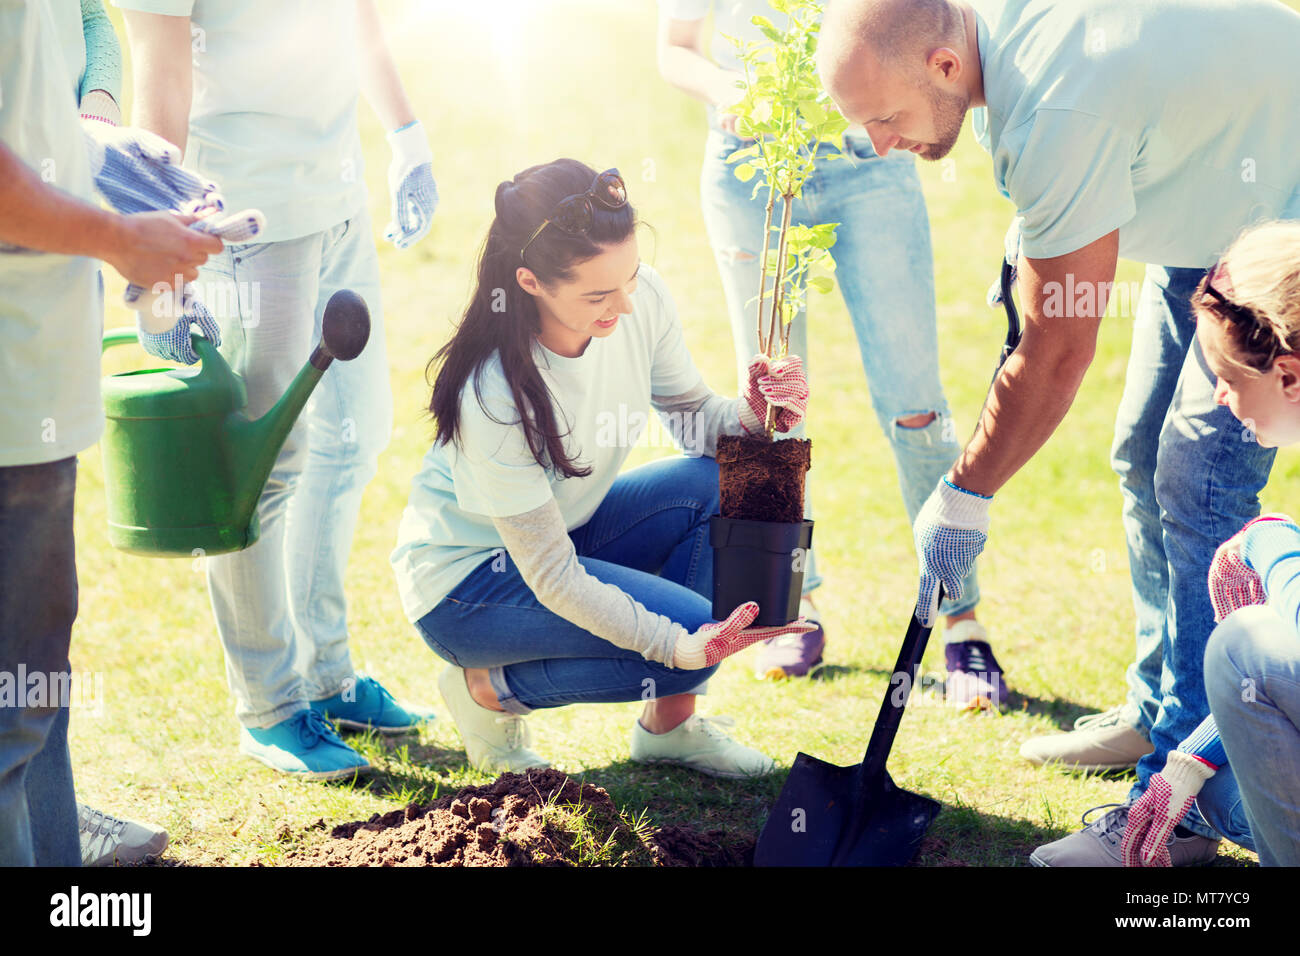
[131,209,266,365]
[136,298,225,367]
[986,216,1022,307]
[912,476,992,627]
[83,120,223,217]
[672,601,819,670]
[78,89,121,127]
[1208,513,1291,623]
[738,353,810,436]
[383,120,438,250]
[1120,750,1218,867]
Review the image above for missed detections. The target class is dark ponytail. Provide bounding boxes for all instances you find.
[428,159,637,479]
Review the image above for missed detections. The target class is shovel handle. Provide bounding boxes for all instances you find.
[858,584,944,779]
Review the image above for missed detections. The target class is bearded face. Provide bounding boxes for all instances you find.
[917,80,970,160]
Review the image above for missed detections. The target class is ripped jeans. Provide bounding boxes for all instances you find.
[699,128,978,614]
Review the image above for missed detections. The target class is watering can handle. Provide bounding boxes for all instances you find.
[102,327,139,353]
[102,328,221,362]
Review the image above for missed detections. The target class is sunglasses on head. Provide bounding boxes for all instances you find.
[519,169,628,264]
[1202,261,1287,367]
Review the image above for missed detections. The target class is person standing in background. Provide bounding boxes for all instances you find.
[117,0,440,780]
[657,0,999,701]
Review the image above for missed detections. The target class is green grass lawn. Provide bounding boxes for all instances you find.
[73,0,1297,865]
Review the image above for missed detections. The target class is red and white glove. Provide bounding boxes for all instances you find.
[1208,514,1290,623]
[739,353,810,436]
[1120,750,1218,867]
[673,601,818,669]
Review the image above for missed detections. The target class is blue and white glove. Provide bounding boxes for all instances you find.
[986,216,1022,307]
[383,120,438,249]
[913,476,992,626]
[137,298,225,366]
[124,207,263,309]
[83,121,223,217]
[132,209,266,365]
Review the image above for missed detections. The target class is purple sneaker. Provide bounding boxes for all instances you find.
[754,598,826,679]
[943,621,1007,710]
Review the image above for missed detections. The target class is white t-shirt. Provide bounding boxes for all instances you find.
[0,0,103,467]
[391,263,704,623]
[113,0,367,243]
[970,0,1300,266]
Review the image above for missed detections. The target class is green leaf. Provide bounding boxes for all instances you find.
[725,144,760,163]
[808,276,834,294]
[799,99,828,125]
[734,163,757,183]
[808,223,838,249]
[749,14,782,43]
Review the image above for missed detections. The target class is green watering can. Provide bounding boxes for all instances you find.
[99,289,371,557]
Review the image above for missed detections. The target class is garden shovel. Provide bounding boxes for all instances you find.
[753,589,943,867]
[752,252,1027,867]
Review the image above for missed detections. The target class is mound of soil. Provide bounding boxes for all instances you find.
[279,769,752,867]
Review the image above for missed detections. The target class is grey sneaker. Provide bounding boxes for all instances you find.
[1019,706,1154,771]
[1030,803,1220,867]
[78,803,169,867]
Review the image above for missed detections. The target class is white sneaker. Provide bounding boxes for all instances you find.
[78,803,169,867]
[630,714,776,779]
[1019,705,1154,771]
[436,665,550,773]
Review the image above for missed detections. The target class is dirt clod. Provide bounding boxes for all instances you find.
[279,769,752,867]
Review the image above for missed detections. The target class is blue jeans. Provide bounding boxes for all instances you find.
[197,208,393,727]
[1196,605,1300,866]
[0,458,80,866]
[700,128,977,614]
[1111,266,1276,839]
[416,455,721,714]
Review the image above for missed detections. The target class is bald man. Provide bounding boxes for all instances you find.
[820,0,1300,866]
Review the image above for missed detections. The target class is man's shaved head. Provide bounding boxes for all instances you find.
[821,0,964,78]
[819,0,973,161]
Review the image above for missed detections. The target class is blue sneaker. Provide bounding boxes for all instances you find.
[310,674,436,735]
[238,709,371,781]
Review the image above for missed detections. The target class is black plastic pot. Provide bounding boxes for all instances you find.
[709,515,814,626]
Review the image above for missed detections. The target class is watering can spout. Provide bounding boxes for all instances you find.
[228,290,372,528]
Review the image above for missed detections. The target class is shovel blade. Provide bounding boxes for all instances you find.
[834,772,941,867]
[754,753,940,867]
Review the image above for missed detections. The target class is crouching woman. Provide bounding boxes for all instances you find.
[391,159,812,777]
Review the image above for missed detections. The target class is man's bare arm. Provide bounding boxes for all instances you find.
[0,142,220,287]
[356,0,417,131]
[120,10,192,150]
[657,13,747,133]
[949,229,1120,496]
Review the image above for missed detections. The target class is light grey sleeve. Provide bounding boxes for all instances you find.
[650,381,749,459]
[491,499,687,666]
